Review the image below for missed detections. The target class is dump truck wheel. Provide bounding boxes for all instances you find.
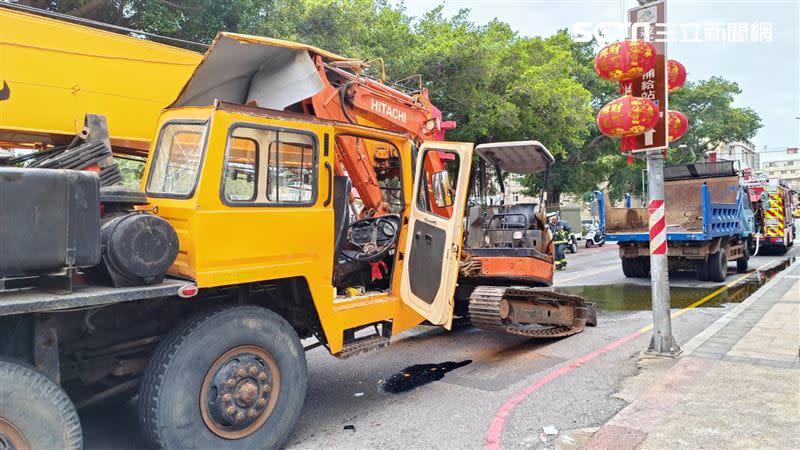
[636,257,650,277]
[707,251,728,282]
[696,259,710,281]
[621,257,637,278]
[736,245,750,273]
[0,358,82,450]
[139,306,307,450]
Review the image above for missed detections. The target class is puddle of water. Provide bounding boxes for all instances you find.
[555,258,794,312]
[382,360,472,394]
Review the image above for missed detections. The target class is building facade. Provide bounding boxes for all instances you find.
[706,140,759,171]
[761,157,800,190]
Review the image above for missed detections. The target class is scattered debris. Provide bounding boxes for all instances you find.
[343,425,356,432]
[354,392,364,397]
[543,425,559,436]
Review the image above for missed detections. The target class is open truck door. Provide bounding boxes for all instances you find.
[400,142,473,329]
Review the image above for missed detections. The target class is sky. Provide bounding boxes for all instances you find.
[400,0,800,163]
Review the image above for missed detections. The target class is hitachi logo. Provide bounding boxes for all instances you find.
[371,99,407,123]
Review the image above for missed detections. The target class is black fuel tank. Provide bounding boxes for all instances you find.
[0,168,100,276]
[93,212,179,287]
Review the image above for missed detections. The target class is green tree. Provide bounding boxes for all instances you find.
[667,77,762,163]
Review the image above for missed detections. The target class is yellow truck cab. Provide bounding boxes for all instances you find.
[146,101,473,353]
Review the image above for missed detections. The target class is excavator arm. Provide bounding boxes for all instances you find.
[307,55,456,216]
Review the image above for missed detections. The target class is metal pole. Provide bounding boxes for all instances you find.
[645,150,681,356]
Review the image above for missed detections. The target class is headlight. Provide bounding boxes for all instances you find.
[512,231,523,240]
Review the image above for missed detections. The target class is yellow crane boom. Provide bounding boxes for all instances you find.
[0,4,201,154]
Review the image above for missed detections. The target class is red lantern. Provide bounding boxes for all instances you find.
[597,95,660,139]
[667,110,688,142]
[668,59,687,91]
[594,40,657,81]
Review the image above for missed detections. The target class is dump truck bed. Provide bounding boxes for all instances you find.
[602,175,744,242]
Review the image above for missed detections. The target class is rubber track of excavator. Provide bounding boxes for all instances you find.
[468,285,588,338]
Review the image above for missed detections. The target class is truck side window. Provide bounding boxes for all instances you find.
[267,135,315,203]
[222,126,317,205]
[222,137,258,202]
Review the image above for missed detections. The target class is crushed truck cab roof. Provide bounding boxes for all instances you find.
[170,32,359,110]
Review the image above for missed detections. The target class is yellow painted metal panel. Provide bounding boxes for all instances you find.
[0,7,200,151]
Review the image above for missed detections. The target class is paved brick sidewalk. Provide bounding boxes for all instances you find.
[581,261,800,450]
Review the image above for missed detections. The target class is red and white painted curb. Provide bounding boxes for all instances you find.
[648,199,667,255]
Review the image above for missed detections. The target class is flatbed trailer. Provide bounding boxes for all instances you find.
[597,161,754,282]
[0,278,194,317]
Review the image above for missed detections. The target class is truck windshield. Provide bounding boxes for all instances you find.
[147,122,207,197]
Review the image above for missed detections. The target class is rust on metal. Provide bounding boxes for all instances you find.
[0,417,30,450]
[199,345,280,440]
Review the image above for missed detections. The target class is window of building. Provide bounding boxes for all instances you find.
[221,126,316,205]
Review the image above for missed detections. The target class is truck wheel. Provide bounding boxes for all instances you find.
[636,257,651,278]
[696,260,710,281]
[0,358,82,450]
[736,245,750,273]
[139,306,307,450]
[746,236,757,255]
[621,257,637,278]
[707,251,728,282]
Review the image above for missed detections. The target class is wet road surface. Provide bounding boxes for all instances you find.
[82,240,799,449]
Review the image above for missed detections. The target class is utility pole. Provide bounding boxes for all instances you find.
[645,150,681,355]
[628,0,681,357]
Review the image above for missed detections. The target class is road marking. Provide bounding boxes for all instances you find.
[485,256,782,449]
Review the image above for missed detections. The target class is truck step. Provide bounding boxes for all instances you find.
[335,335,390,359]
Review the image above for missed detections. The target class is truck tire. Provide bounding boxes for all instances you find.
[139,306,307,450]
[0,358,83,450]
[707,251,728,282]
[621,257,637,278]
[621,257,649,278]
[696,260,710,281]
[736,245,750,273]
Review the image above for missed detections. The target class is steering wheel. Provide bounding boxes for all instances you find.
[341,215,400,262]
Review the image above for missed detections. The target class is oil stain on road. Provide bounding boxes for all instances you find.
[382,360,472,394]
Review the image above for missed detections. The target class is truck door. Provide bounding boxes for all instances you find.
[400,142,473,329]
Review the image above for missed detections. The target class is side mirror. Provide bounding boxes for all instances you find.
[432,170,452,208]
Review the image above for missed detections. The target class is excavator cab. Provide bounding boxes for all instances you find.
[462,141,556,286]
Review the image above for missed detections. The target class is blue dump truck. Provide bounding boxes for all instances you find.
[597,161,755,282]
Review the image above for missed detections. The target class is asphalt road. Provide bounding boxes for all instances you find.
[82,238,799,449]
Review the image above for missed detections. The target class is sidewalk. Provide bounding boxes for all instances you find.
[582,261,800,450]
